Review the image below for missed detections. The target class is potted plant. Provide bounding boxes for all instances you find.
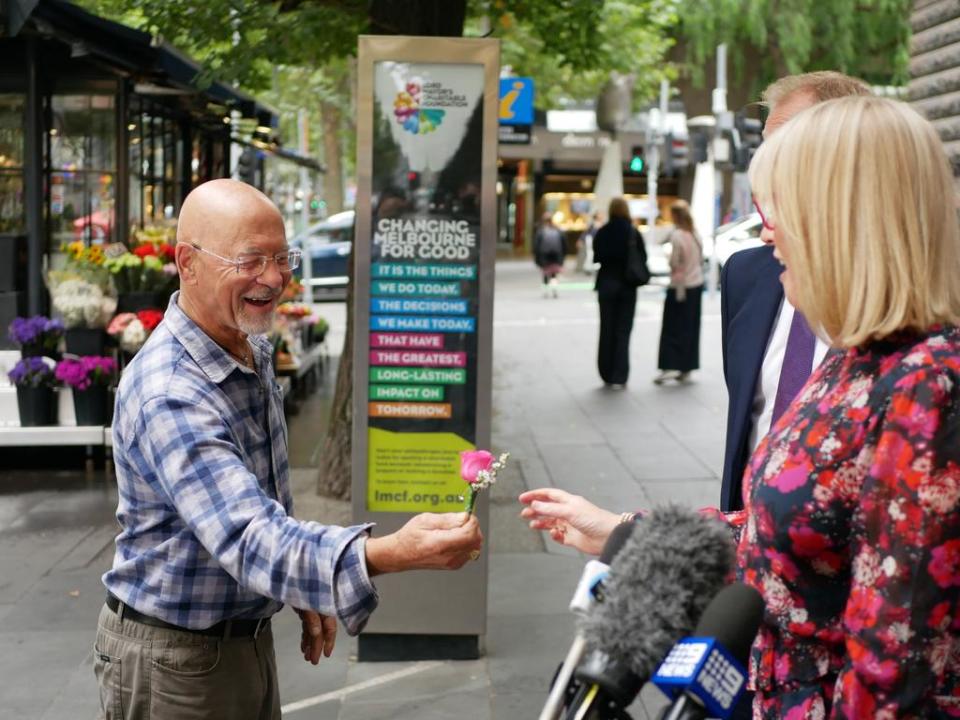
[48,273,117,355]
[103,234,178,312]
[312,315,329,345]
[7,356,58,426]
[55,356,117,426]
[107,309,164,363]
[8,315,64,359]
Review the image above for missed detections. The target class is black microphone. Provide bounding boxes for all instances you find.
[652,583,764,720]
[540,521,636,720]
[563,505,736,720]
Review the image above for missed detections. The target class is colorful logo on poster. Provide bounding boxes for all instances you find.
[394,82,445,135]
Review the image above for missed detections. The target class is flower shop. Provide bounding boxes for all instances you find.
[0,1,330,459]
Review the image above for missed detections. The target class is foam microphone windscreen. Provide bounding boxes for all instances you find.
[692,582,764,664]
[579,504,737,682]
[599,519,635,565]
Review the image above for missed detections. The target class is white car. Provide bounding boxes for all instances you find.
[713,213,763,268]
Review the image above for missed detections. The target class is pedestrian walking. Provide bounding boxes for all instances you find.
[533,212,564,297]
[575,211,602,274]
[593,197,646,387]
[654,200,704,384]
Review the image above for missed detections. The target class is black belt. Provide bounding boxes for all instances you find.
[106,593,269,638]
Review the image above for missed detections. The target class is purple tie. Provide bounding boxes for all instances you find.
[771,310,817,424]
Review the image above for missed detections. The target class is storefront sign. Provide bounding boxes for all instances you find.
[353,35,498,647]
[499,124,532,145]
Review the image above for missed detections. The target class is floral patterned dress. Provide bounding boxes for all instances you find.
[736,326,960,719]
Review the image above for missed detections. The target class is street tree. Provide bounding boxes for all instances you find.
[678,0,911,91]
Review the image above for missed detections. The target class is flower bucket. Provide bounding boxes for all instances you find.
[64,328,105,356]
[19,341,44,358]
[117,292,161,313]
[16,386,57,426]
[73,385,109,426]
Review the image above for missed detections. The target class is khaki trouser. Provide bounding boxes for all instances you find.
[94,604,281,720]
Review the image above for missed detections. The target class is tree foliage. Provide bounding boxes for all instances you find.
[679,0,911,90]
[481,0,680,108]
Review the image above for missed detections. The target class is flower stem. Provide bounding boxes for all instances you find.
[465,487,479,515]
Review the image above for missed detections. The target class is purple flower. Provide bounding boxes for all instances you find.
[7,357,56,388]
[54,356,117,390]
[8,315,64,349]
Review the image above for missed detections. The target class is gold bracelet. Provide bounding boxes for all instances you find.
[619,511,637,524]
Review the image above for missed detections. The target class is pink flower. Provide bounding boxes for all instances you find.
[459,450,494,485]
[107,312,137,336]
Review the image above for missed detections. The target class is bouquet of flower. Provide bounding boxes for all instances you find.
[460,449,509,515]
[7,356,57,388]
[107,310,161,354]
[49,276,117,329]
[103,251,177,295]
[280,278,305,303]
[8,315,64,355]
[277,302,312,318]
[55,356,117,391]
[61,240,112,288]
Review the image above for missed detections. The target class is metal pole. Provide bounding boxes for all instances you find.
[24,36,44,315]
[707,45,728,296]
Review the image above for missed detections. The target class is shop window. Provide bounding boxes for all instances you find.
[0,95,25,235]
[129,99,180,228]
[47,94,116,249]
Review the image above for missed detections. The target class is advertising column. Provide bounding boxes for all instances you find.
[353,36,498,660]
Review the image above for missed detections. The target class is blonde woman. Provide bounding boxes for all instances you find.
[654,200,704,384]
[523,96,960,717]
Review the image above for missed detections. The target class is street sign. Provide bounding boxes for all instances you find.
[498,77,533,125]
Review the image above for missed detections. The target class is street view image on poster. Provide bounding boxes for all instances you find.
[366,61,484,512]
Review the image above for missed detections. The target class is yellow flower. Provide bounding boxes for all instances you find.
[66,241,85,260]
[85,246,105,265]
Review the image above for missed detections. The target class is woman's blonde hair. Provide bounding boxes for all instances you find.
[749,95,960,347]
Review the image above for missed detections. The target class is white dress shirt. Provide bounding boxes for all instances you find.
[748,299,831,452]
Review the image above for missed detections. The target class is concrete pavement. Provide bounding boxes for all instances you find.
[0,258,728,719]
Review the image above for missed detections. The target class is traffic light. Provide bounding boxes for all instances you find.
[662,132,689,176]
[236,147,257,185]
[407,170,420,190]
[734,113,763,172]
[691,131,709,164]
[629,145,645,174]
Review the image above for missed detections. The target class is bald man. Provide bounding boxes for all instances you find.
[96,180,482,720]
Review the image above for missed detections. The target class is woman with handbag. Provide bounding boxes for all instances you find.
[654,199,704,384]
[593,197,648,388]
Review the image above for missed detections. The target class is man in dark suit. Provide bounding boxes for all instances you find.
[720,72,872,512]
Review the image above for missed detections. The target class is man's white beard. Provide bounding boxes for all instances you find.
[237,309,274,336]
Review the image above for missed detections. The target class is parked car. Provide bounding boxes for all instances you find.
[713,212,763,268]
[291,210,354,298]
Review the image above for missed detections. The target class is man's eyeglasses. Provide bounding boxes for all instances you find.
[190,244,302,277]
[752,196,775,231]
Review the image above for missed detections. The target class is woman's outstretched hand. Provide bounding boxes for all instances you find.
[518,487,621,556]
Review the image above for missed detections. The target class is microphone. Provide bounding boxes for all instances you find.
[540,521,636,720]
[652,583,765,720]
[564,505,736,720]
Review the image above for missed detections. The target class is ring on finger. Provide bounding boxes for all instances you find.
[469,549,481,561]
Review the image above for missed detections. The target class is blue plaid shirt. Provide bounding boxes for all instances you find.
[103,293,378,633]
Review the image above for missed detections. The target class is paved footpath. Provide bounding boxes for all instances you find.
[0,259,728,719]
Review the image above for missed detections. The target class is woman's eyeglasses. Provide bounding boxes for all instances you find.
[752,196,775,231]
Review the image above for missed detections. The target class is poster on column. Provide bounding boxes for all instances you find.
[354,39,497,517]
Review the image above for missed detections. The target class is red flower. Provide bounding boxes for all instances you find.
[158,243,176,261]
[928,540,960,589]
[133,244,157,258]
[788,524,830,558]
[136,309,164,332]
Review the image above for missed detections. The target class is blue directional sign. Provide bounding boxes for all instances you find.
[499,77,534,125]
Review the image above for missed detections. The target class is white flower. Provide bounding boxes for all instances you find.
[120,318,147,353]
[881,556,897,577]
